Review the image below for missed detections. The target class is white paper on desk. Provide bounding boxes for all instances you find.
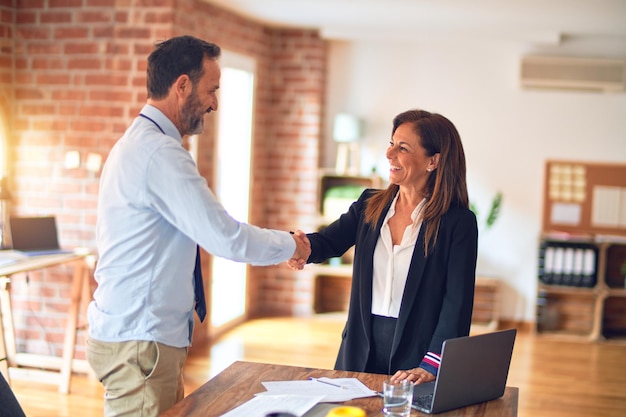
[259,377,378,403]
[219,394,323,417]
[0,250,27,266]
[0,257,17,267]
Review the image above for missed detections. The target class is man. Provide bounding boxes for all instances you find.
[87,35,310,417]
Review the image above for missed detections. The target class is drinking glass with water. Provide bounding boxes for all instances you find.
[382,379,413,417]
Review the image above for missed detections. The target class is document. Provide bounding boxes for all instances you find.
[219,394,323,417]
[259,377,378,403]
[0,250,27,267]
[219,377,377,416]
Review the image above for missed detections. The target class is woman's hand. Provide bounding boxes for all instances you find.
[390,367,435,385]
[287,230,310,270]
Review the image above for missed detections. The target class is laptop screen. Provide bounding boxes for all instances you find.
[9,216,62,252]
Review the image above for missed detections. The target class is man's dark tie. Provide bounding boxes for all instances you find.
[194,245,206,322]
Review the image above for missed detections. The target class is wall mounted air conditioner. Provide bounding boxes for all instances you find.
[520,55,626,93]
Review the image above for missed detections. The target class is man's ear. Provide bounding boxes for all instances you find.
[173,74,191,99]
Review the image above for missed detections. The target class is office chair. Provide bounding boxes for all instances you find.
[0,371,27,417]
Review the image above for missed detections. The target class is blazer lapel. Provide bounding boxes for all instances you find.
[357,218,383,345]
[357,196,394,347]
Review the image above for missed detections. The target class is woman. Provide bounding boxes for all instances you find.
[293,109,477,384]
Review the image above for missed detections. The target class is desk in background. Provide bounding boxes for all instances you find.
[0,251,95,394]
[160,361,518,417]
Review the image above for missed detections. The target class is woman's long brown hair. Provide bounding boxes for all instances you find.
[364,109,469,256]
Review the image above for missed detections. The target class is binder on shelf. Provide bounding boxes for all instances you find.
[562,247,575,286]
[571,248,585,287]
[552,245,565,285]
[581,248,597,288]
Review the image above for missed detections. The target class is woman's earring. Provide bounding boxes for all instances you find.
[427,168,432,172]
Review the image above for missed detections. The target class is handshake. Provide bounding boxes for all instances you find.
[288,230,310,270]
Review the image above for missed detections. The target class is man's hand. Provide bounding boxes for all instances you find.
[288,230,310,270]
[390,367,435,385]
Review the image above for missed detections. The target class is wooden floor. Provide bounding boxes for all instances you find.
[9,314,626,417]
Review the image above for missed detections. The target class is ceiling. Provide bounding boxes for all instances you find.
[206,0,626,52]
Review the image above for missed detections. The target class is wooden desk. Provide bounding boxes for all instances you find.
[0,251,95,394]
[160,361,518,417]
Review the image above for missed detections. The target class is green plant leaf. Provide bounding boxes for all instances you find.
[485,192,502,229]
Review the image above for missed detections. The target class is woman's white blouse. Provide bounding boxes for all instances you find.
[371,195,426,317]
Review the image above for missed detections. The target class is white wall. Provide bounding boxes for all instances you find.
[324,37,626,322]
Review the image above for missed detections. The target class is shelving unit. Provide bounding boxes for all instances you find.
[601,242,626,340]
[470,276,501,333]
[536,235,626,343]
[317,171,382,225]
[311,264,352,314]
[535,160,626,343]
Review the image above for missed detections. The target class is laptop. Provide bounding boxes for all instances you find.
[8,216,74,256]
[410,328,517,414]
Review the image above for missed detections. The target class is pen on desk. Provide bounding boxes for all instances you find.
[309,377,347,389]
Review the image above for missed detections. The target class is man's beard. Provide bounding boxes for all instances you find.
[181,90,205,136]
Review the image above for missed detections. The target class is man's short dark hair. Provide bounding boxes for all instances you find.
[147,35,221,99]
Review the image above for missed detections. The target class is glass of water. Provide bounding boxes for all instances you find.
[382,379,413,417]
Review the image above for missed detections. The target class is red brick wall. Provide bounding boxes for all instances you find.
[2,1,325,358]
[253,29,325,316]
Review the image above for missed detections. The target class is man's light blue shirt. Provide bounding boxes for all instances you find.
[88,104,295,347]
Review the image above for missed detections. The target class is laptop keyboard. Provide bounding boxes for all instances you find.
[413,393,434,411]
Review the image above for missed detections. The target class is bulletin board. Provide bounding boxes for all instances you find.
[542,160,626,237]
